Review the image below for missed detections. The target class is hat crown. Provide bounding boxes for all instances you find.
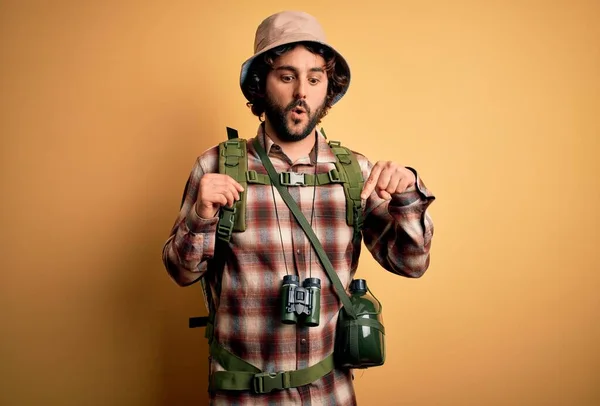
[254,11,327,53]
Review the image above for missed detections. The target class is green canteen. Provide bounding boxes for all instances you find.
[334,279,385,368]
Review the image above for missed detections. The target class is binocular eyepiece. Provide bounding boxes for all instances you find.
[280,275,321,327]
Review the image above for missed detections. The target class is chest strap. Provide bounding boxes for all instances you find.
[245,168,345,186]
[208,339,335,394]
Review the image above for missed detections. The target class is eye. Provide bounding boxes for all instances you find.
[281,75,294,83]
[308,77,321,85]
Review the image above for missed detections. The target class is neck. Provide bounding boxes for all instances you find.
[264,121,316,162]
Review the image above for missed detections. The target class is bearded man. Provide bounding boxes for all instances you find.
[162,10,435,406]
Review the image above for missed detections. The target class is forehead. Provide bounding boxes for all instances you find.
[273,45,326,70]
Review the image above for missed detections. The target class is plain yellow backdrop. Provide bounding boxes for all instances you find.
[1,1,599,405]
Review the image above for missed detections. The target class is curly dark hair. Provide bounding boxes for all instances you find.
[243,41,349,121]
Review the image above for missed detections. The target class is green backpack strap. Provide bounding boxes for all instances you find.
[216,127,364,240]
[327,137,365,236]
[216,127,248,242]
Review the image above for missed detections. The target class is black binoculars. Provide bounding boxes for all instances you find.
[280,275,321,327]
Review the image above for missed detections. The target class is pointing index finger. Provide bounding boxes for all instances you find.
[361,162,383,199]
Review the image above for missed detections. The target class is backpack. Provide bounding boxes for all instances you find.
[188,127,369,393]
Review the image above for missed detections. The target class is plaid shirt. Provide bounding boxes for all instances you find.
[162,124,435,405]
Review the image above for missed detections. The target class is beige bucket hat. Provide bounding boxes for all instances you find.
[240,10,351,104]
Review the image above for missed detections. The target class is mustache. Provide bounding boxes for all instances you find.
[285,100,310,114]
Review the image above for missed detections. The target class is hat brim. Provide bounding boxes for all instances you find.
[239,36,351,105]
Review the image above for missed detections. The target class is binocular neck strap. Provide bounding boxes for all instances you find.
[253,137,357,319]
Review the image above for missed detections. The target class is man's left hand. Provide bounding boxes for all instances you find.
[361,161,416,200]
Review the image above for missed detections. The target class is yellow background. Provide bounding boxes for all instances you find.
[1,1,599,405]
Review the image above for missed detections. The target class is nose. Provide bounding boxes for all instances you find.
[294,78,307,100]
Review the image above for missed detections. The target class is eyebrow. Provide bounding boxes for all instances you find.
[274,65,325,74]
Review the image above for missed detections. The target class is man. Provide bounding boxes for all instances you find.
[162,10,435,405]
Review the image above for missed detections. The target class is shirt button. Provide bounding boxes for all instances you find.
[300,338,307,345]
[296,249,301,254]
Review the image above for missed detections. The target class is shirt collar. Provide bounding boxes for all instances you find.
[254,123,337,164]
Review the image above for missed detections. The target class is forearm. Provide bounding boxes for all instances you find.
[162,154,220,286]
[363,169,435,277]
[162,207,219,286]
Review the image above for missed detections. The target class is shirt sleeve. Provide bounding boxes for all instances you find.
[360,160,436,278]
[162,154,220,286]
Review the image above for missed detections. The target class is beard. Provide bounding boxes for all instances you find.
[263,94,326,143]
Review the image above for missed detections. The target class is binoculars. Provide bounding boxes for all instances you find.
[280,275,321,327]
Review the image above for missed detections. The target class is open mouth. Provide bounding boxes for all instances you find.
[292,107,306,114]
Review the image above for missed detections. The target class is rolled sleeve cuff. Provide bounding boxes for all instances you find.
[389,167,436,209]
[185,206,219,259]
[185,205,219,233]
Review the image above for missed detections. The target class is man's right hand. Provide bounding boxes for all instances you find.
[195,174,245,219]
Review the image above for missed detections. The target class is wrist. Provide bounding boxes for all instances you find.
[195,202,218,220]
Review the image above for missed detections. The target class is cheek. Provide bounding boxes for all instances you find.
[265,77,291,102]
[309,95,328,114]
[310,84,328,106]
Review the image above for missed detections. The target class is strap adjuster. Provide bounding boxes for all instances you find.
[246,170,258,182]
[222,139,244,166]
[280,172,306,186]
[328,168,343,183]
[224,139,241,147]
[252,371,290,394]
